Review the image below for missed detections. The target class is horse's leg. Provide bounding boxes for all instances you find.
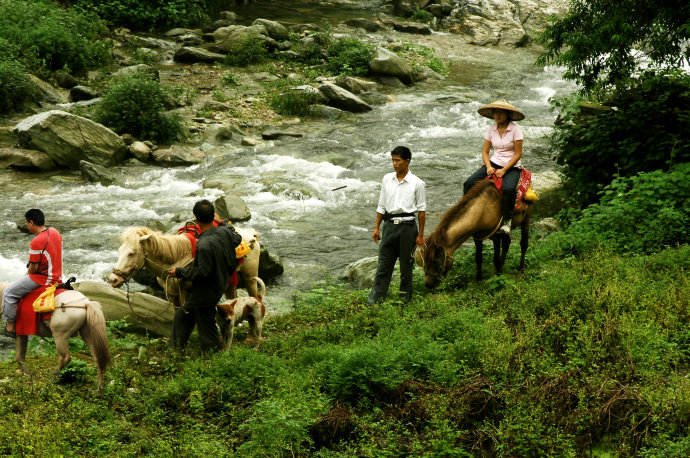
[492,236,503,275]
[79,302,110,390]
[15,335,28,374]
[53,333,72,376]
[500,234,511,274]
[241,269,258,299]
[519,215,530,272]
[474,239,483,281]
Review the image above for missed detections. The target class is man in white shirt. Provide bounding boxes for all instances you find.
[368,146,426,306]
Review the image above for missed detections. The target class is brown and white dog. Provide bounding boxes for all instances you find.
[216,277,266,350]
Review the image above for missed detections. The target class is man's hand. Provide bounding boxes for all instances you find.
[416,234,425,247]
[167,267,177,278]
[214,213,224,224]
[372,228,381,243]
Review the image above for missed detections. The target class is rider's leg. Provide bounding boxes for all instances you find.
[2,276,40,332]
[499,167,520,233]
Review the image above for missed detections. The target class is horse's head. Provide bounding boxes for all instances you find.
[416,243,453,289]
[109,230,152,288]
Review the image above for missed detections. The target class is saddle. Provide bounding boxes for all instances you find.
[15,286,68,336]
[488,168,538,213]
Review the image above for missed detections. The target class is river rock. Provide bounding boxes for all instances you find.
[79,160,117,186]
[151,145,205,166]
[176,32,205,46]
[203,123,234,143]
[292,85,328,104]
[70,85,99,102]
[369,47,414,85]
[128,141,151,162]
[165,27,196,37]
[214,195,252,222]
[203,19,235,34]
[261,129,304,140]
[14,110,127,169]
[345,18,384,32]
[358,91,393,105]
[252,18,290,41]
[110,64,159,81]
[258,247,284,280]
[308,104,345,120]
[391,20,432,35]
[218,11,238,22]
[0,147,56,171]
[73,280,174,336]
[28,75,69,105]
[174,46,226,63]
[336,76,378,94]
[392,0,427,16]
[318,82,372,113]
[339,256,379,289]
[211,24,278,53]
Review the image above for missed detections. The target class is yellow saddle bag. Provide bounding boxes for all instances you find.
[33,283,58,313]
[524,185,539,201]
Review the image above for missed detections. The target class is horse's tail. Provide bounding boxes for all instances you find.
[85,301,111,373]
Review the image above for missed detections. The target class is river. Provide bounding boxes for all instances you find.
[0,2,576,314]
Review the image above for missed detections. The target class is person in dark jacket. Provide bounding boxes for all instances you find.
[167,199,242,351]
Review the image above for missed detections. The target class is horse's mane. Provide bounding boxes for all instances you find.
[425,179,496,249]
[122,227,192,264]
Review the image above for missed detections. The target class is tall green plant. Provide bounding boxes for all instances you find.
[327,38,373,76]
[72,0,208,31]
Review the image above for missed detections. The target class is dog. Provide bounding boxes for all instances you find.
[216,277,266,350]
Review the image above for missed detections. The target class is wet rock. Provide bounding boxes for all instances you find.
[211,24,278,53]
[165,27,196,37]
[110,64,159,81]
[214,195,251,222]
[241,136,261,146]
[203,19,235,34]
[261,129,304,140]
[128,141,151,162]
[318,82,372,113]
[292,85,328,104]
[0,147,56,171]
[218,11,238,22]
[308,104,344,120]
[336,76,378,94]
[54,71,79,89]
[176,32,204,46]
[151,145,205,166]
[203,123,234,143]
[252,18,290,41]
[345,18,383,32]
[369,47,414,85]
[70,85,99,102]
[358,91,393,106]
[391,21,432,35]
[173,47,226,64]
[258,247,284,280]
[14,110,127,169]
[79,160,117,186]
[340,256,378,289]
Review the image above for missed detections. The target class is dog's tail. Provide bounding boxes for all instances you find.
[254,277,266,317]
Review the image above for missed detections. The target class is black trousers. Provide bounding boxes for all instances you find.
[169,295,222,352]
[463,162,520,221]
[368,220,418,306]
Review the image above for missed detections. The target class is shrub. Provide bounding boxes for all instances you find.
[0,59,33,114]
[0,0,111,76]
[411,8,433,23]
[72,0,208,31]
[224,36,269,67]
[94,74,184,143]
[326,38,373,76]
[268,88,320,117]
[550,70,690,204]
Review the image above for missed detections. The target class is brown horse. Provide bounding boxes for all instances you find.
[415,179,533,288]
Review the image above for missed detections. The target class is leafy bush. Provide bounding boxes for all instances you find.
[411,8,433,23]
[564,163,690,254]
[0,0,111,76]
[72,0,208,31]
[0,59,33,114]
[224,36,270,67]
[94,74,184,142]
[550,70,690,204]
[327,38,373,76]
[268,87,320,117]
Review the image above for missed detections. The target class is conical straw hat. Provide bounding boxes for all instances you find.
[477,99,525,121]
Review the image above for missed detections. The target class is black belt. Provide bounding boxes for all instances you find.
[383,212,415,221]
[385,219,415,225]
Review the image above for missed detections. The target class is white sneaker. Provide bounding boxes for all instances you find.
[498,221,511,234]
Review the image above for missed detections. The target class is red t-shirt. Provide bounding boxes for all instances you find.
[28,227,63,285]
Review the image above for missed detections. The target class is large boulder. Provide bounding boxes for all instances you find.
[151,145,205,166]
[28,75,69,105]
[79,160,117,186]
[258,247,284,281]
[13,110,127,169]
[339,256,379,289]
[0,147,56,171]
[73,281,174,336]
[210,24,278,53]
[214,195,252,222]
[318,82,372,113]
[252,18,290,41]
[369,47,414,85]
[173,46,226,64]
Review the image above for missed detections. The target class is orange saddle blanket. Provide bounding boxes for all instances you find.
[15,287,67,336]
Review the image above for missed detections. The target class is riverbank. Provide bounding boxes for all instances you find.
[1,236,688,456]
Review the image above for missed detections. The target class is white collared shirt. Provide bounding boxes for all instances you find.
[376,171,426,217]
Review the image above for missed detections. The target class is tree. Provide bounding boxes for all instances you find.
[537,0,690,94]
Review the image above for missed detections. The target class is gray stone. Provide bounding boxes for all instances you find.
[392,21,432,35]
[173,47,226,64]
[151,145,205,166]
[369,47,414,85]
[261,129,304,140]
[252,18,290,41]
[218,11,238,22]
[70,85,99,102]
[345,18,383,32]
[203,123,234,143]
[110,64,159,81]
[241,136,260,146]
[203,19,235,34]
[14,110,127,169]
[54,71,79,89]
[336,76,378,94]
[292,85,328,104]
[0,147,56,171]
[258,247,284,280]
[28,75,68,105]
[318,82,372,113]
[128,141,151,162]
[214,195,251,222]
[176,32,204,46]
[79,160,117,186]
[339,256,379,289]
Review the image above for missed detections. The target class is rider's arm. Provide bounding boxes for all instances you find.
[27,262,38,274]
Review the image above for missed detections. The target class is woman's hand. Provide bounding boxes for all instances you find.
[486,166,496,176]
[495,168,506,178]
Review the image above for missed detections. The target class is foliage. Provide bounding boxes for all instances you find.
[221,71,239,87]
[224,36,270,67]
[411,8,433,23]
[549,70,690,204]
[387,41,450,76]
[326,38,373,76]
[0,58,33,114]
[0,0,111,76]
[94,74,185,143]
[563,164,690,254]
[268,87,320,117]
[537,0,690,94]
[72,0,209,31]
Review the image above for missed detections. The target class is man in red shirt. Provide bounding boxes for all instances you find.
[2,209,63,337]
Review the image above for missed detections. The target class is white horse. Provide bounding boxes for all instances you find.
[0,282,110,389]
[109,226,261,307]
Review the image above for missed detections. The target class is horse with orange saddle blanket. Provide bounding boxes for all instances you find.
[0,280,110,389]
